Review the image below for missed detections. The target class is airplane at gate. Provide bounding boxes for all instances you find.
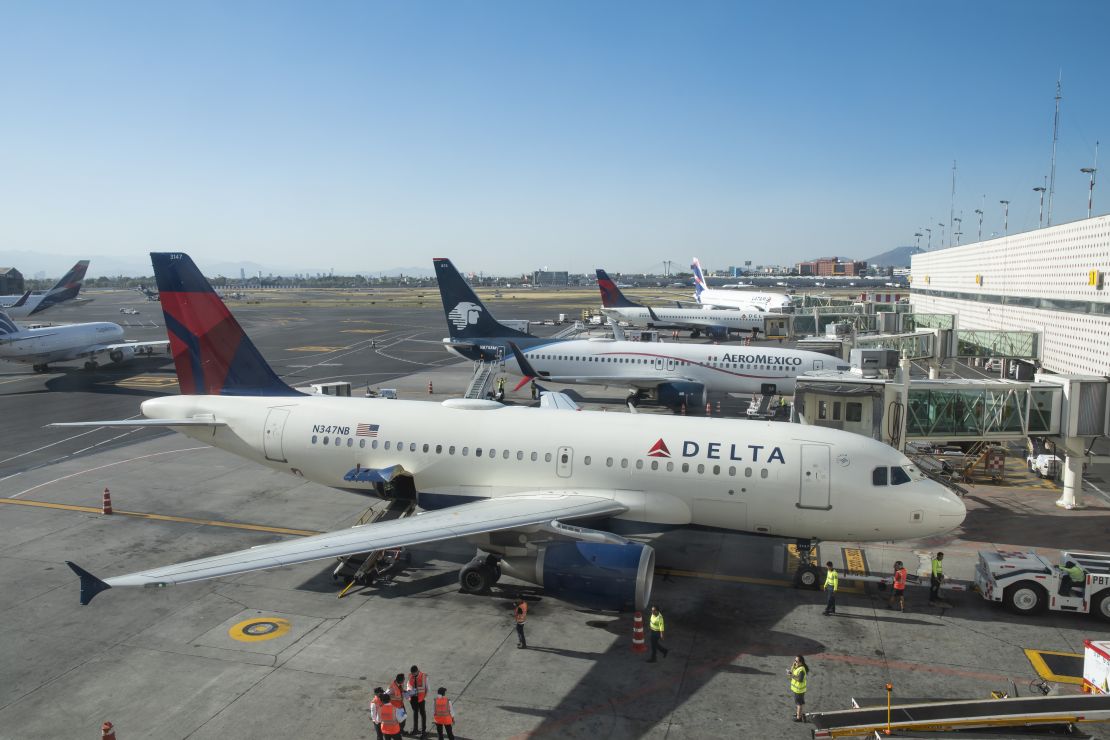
[0,260,91,318]
[0,310,167,372]
[691,258,793,312]
[55,252,965,611]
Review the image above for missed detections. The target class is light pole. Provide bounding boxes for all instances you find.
[914,231,922,249]
[1000,200,1010,234]
[953,217,962,245]
[938,222,945,248]
[1033,184,1046,227]
[974,208,984,241]
[1082,166,1097,218]
[924,228,932,250]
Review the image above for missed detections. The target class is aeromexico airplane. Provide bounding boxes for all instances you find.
[691,257,793,313]
[55,252,965,611]
[0,310,167,372]
[0,260,91,318]
[436,257,844,408]
[597,269,772,339]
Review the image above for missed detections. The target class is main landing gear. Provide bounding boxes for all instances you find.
[792,538,822,590]
[459,553,503,594]
[32,364,50,373]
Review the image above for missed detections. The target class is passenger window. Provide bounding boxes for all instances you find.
[634,459,643,469]
[621,458,628,468]
[666,462,674,472]
[891,466,911,485]
[583,455,591,465]
[435,444,442,454]
[531,452,538,461]
[323,436,329,445]
[728,466,736,476]
[361,440,366,449]
[501,450,508,459]
[846,402,863,422]
[311,435,318,444]
[545,453,552,462]
[372,440,379,449]
[606,457,613,467]
[745,467,753,477]
[681,463,689,473]
[410,443,416,452]
[475,448,482,457]
[760,468,768,479]
[697,464,705,474]
[712,465,720,475]
[651,460,659,470]
[335,437,341,446]
[462,447,469,456]
[384,441,390,450]
[516,451,523,460]
[872,467,888,486]
[449,446,456,455]
[347,438,353,447]
[422,444,429,452]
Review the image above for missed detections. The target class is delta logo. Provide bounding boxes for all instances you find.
[646,438,787,464]
[647,439,671,458]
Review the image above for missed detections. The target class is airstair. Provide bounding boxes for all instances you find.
[333,496,417,596]
[464,361,499,399]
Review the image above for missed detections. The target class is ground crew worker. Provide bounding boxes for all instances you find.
[389,673,407,735]
[648,604,669,662]
[433,687,455,740]
[379,692,407,740]
[888,560,907,612]
[369,687,385,740]
[406,664,429,736]
[789,655,809,722]
[514,598,528,648]
[495,376,506,402]
[1060,560,1085,594]
[530,378,538,400]
[822,561,839,615]
[930,552,944,603]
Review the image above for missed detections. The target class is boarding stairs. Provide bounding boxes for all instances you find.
[464,361,500,399]
[333,497,417,596]
[746,394,774,419]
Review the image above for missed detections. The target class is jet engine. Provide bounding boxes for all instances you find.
[500,541,654,612]
[655,381,707,411]
[705,326,729,340]
[108,345,136,364]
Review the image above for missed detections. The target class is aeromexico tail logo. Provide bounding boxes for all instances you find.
[448,301,482,330]
[648,437,787,463]
[647,439,671,458]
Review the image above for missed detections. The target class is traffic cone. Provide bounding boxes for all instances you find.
[101,488,113,515]
[102,721,116,740]
[630,612,647,653]
[427,381,433,394]
[705,402,712,416]
[680,402,687,416]
[716,400,722,414]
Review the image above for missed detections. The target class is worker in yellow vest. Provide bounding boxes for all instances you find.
[647,604,669,662]
[406,664,429,737]
[788,655,809,722]
[432,687,455,740]
[930,552,944,603]
[822,561,839,616]
[379,692,407,740]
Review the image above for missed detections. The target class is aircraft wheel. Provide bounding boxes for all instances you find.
[459,561,496,594]
[1004,581,1046,615]
[84,361,97,371]
[1093,591,1110,623]
[794,565,821,590]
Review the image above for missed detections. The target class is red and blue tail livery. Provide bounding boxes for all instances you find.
[151,252,297,396]
[595,269,643,309]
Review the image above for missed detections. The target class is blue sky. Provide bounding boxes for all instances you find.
[1,1,1108,275]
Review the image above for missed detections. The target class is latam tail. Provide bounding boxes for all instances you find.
[150,252,298,396]
[433,258,529,340]
[690,258,708,302]
[30,260,90,315]
[595,270,643,309]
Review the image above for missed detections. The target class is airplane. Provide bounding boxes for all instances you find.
[597,269,774,339]
[55,251,966,611]
[691,258,793,312]
[0,310,167,372]
[437,258,844,409]
[136,285,159,301]
[0,261,91,318]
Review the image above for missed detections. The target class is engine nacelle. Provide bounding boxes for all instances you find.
[705,325,729,340]
[500,541,654,612]
[656,381,707,410]
[108,345,136,364]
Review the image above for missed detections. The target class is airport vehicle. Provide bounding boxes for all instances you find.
[437,258,843,409]
[974,549,1110,620]
[596,269,775,339]
[56,252,965,611]
[0,310,167,372]
[119,307,140,315]
[691,258,793,312]
[1026,452,1062,478]
[0,260,90,318]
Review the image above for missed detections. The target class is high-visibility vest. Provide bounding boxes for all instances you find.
[649,612,665,633]
[1063,564,1084,582]
[931,557,943,578]
[790,666,807,694]
[389,681,405,707]
[824,570,838,591]
[408,671,428,702]
[433,696,454,725]
[515,602,528,624]
[893,568,907,589]
[380,704,401,735]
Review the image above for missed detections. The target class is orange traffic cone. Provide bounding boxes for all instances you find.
[102,721,116,740]
[631,612,647,653]
[716,400,722,415]
[705,402,712,416]
[427,381,434,394]
[101,488,113,515]
[680,402,686,416]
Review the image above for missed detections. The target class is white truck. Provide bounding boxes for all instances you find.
[974,549,1110,621]
[1026,452,1063,479]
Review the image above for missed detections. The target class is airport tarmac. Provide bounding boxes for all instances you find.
[2,290,1109,739]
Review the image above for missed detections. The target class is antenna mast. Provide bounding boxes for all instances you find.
[949,160,957,247]
[1048,74,1062,226]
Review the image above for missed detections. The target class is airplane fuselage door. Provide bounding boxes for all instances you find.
[556,446,573,478]
[797,444,831,510]
[654,357,664,371]
[666,358,676,372]
[263,407,291,463]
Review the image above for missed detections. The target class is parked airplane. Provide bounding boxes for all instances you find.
[0,310,167,372]
[57,252,965,610]
[691,258,793,312]
[597,269,775,339]
[0,261,91,318]
[437,258,842,408]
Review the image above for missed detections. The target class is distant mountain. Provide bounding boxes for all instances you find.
[866,245,922,268]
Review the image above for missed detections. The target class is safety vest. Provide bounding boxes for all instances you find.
[389,681,404,707]
[893,568,907,589]
[649,612,665,632]
[824,570,838,591]
[790,665,807,694]
[931,557,943,578]
[408,671,428,702]
[1063,564,1084,582]
[515,602,528,624]
[380,704,401,735]
[434,696,454,725]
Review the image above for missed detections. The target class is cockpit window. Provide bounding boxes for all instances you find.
[872,467,888,486]
[890,466,911,485]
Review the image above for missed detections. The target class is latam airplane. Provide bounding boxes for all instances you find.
[56,252,965,611]
[0,260,91,318]
[0,310,167,372]
[437,258,843,408]
[691,258,793,312]
[597,269,774,339]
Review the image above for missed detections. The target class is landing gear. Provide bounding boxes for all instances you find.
[83,361,98,371]
[627,390,643,408]
[459,553,502,594]
[690,329,701,339]
[792,538,821,590]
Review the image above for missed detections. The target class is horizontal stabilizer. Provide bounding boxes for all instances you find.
[50,419,227,428]
[66,561,112,605]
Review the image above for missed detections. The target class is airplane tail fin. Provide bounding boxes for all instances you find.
[10,290,31,308]
[690,258,707,302]
[30,260,90,314]
[150,252,298,396]
[433,258,529,340]
[595,270,642,308]
[0,310,19,336]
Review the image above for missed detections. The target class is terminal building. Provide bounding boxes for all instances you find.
[0,267,24,294]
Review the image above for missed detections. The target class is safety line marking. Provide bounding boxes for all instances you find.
[1023,648,1085,685]
[843,547,867,576]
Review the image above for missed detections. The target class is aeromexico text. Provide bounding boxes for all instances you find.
[721,353,802,365]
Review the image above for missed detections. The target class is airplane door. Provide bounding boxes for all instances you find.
[556,446,573,478]
[666,358,676,371]
[263,408,291,463]
[654,357,664,371]
[797,444,831,510]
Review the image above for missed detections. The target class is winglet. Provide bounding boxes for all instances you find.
[11,290,31,308]
[507,341,542,392]
[646,305,663,324]
[66,561,111,605]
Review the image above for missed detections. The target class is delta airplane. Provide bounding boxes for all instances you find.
[55,251,965,611]
[0,260,91,318]
[438,258,843,408]
[691,258,793,313]
[597,269,773,339]
[0,310,167,372]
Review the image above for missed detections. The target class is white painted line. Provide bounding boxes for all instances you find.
[70,429,142,456]
[10,446,210,499]
[0,415,140,465]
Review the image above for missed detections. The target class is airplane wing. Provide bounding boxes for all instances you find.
[70,340,170,361]
[66,492,627,604]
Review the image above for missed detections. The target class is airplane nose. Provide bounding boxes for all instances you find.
[935,488,967,525]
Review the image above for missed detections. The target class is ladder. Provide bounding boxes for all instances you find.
[334,498,417,596]
[464,362,498,399]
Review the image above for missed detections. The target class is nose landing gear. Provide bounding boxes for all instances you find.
[792,538,822,590]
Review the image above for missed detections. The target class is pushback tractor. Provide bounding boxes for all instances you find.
[975,549,1110,621]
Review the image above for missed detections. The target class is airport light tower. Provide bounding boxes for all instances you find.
[974,208,984,241]
[953,217,962,245]
[1082,167,1097,218]
[924,227,932,250]
[1000,200,1010,235]
[914,232,922,249]
[1034,183,1047,227]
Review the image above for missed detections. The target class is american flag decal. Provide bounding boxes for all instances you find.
[356,423,379,437]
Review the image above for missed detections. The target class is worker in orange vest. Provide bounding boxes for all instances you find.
[432,687,455,740]
[369,687,386,740]
[406,664,429,737]
[888,561,907,612]
[514,598,528,648]
[379,692,407,740]
[388,673,407,735]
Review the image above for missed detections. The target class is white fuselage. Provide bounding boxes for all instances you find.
[696,288,793,312]
[0,294,46,319]
[0,322,124,364]
[601,306,770,333]
[140,394,966,544]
